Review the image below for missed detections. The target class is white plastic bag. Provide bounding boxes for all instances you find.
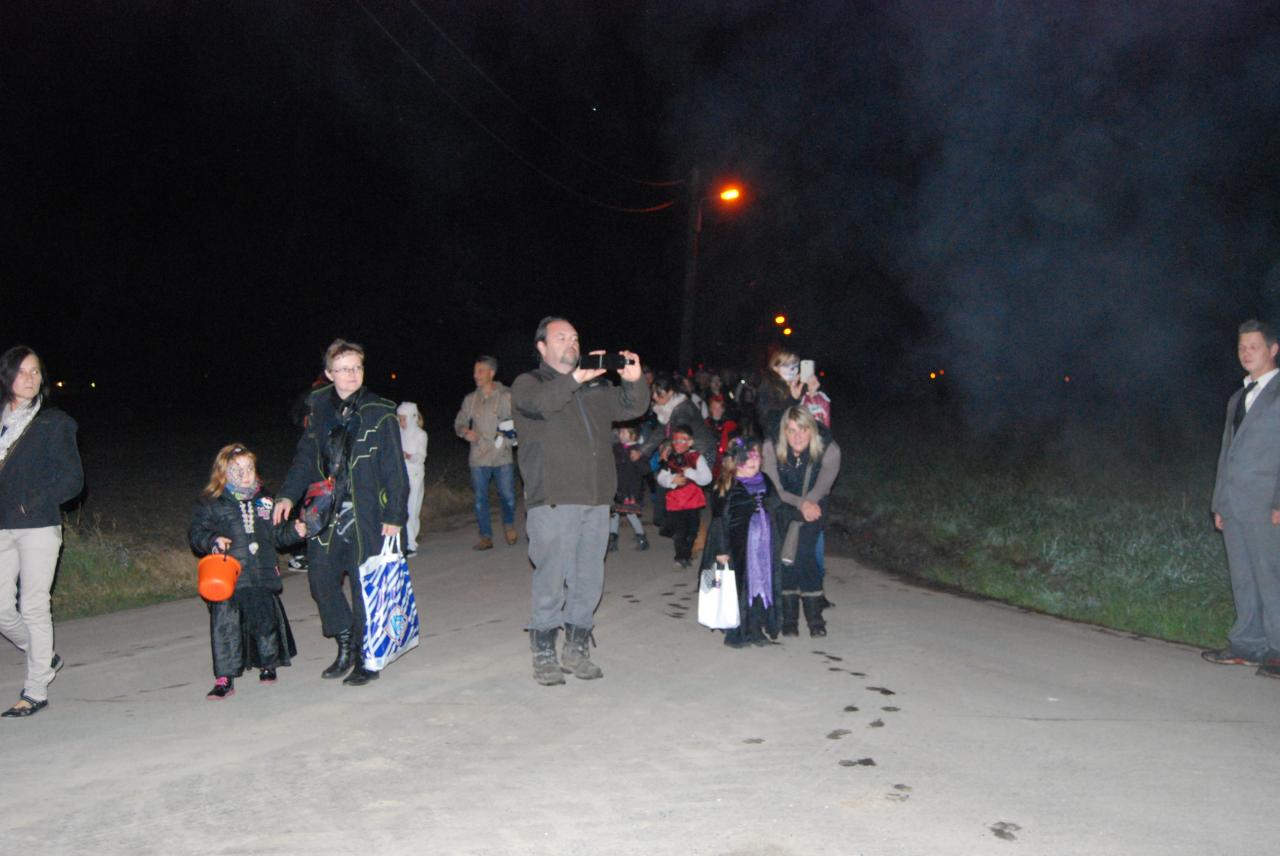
[357,535,421,670]
[697,561,740,630]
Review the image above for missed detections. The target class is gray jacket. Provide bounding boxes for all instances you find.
[1212,377,1280,523]
[454,383,514,468]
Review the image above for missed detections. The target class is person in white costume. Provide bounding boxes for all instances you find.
[397,402,428,555]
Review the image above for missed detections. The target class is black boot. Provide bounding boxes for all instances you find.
[561,623,604,680]
[321,630,355,679]
[607,532,619,552]
[530,628,566,685]
[343,661,380,686]
[634,533,649,551]
[781,593,801,637]
[802,594,827,637]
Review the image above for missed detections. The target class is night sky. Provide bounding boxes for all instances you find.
[4,2,1279,432]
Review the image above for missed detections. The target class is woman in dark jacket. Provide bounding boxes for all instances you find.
[190,443,305,699]
[0,346,83,717]
[700,436,783,646]
[763,406,842,638]
[273,339,408,687]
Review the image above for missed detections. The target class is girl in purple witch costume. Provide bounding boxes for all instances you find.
[700,436,782,647]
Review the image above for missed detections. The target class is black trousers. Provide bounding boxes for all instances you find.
[307,535,366,639]
[667,508,701,561]
[780,523,823,593]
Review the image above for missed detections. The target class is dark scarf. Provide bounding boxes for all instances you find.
[324,387,366,501]
[738,472,773,608]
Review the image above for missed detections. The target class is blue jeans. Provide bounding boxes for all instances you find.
[471,464,516,538]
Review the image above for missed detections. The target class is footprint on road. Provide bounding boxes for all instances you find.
[828,667,845,672]
[882,706,900,712]
[672,583,689,588]
[867,686,896,696]
[742,737,765,744]
[838,758,876,767]
[667,603,685,609]
[826,729,852,740]
[869,719,884,728]
[885,784,912,802]
[847,671,867,677]
[843,705,860,712]
[660,591,675,596]
[665,612,685,620]
[991,822,1022,841]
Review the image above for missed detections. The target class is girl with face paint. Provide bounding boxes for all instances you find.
[189,443,307,700]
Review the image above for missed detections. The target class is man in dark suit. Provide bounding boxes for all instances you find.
[1207,319,1280,679]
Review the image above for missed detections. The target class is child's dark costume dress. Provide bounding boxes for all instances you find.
[700,472,783,646]
[189,487,301,678]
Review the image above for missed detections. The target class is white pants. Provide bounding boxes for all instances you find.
[406,471,425,550]
[0,526,62,701]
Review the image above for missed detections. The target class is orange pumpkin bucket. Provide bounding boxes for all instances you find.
[198,552,242,602]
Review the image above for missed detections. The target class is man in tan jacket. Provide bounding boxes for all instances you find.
[454,356,517,550]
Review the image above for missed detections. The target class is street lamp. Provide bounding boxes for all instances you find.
[678,168,743,370]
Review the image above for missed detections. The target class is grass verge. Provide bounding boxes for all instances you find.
[828,415,1234,648]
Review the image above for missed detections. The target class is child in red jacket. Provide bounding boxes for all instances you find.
[656,424,712,569]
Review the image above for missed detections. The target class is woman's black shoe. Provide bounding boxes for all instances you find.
[259,668,278,683]
[2,693,48,717]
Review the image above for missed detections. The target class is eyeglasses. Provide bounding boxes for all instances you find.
[331,365,364,375]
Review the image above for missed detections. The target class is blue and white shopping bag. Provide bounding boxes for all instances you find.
[358,536,421,670]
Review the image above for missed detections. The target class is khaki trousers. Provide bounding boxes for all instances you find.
[0,525,62,701]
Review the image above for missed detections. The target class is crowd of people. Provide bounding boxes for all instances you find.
[0,324,842,713]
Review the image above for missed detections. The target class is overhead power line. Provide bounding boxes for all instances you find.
[353,0,678,215]
[404,0,684,189]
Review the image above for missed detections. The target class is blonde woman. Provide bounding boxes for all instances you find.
[762,406,841,637]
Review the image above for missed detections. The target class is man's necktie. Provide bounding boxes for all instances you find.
[1235,381,1259,431]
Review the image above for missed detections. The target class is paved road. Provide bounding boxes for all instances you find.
[3,523,1277,855]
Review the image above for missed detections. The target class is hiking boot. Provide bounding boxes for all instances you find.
[321,630,355,679]
[504,526,519,546]
[473,537,494,551]
[1201,648,1259,666]
[634,533,649,551]
[206,677,235,700]
[607,532,619,552]
[561,623,603,680]
[530,628,565,686]
[259,668,278,684]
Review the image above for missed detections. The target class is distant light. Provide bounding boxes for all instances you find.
[938,369,946,376]
[782,327,793,336]
[719,187,741,202]
[1064,376,1071,383]
[391,372,398,381]
[56,381,64,388]
[774,314,787,326]
[90,382,96,389]
[929,372,937,380]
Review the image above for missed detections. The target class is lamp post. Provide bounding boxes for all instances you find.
[678,167,742,371]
